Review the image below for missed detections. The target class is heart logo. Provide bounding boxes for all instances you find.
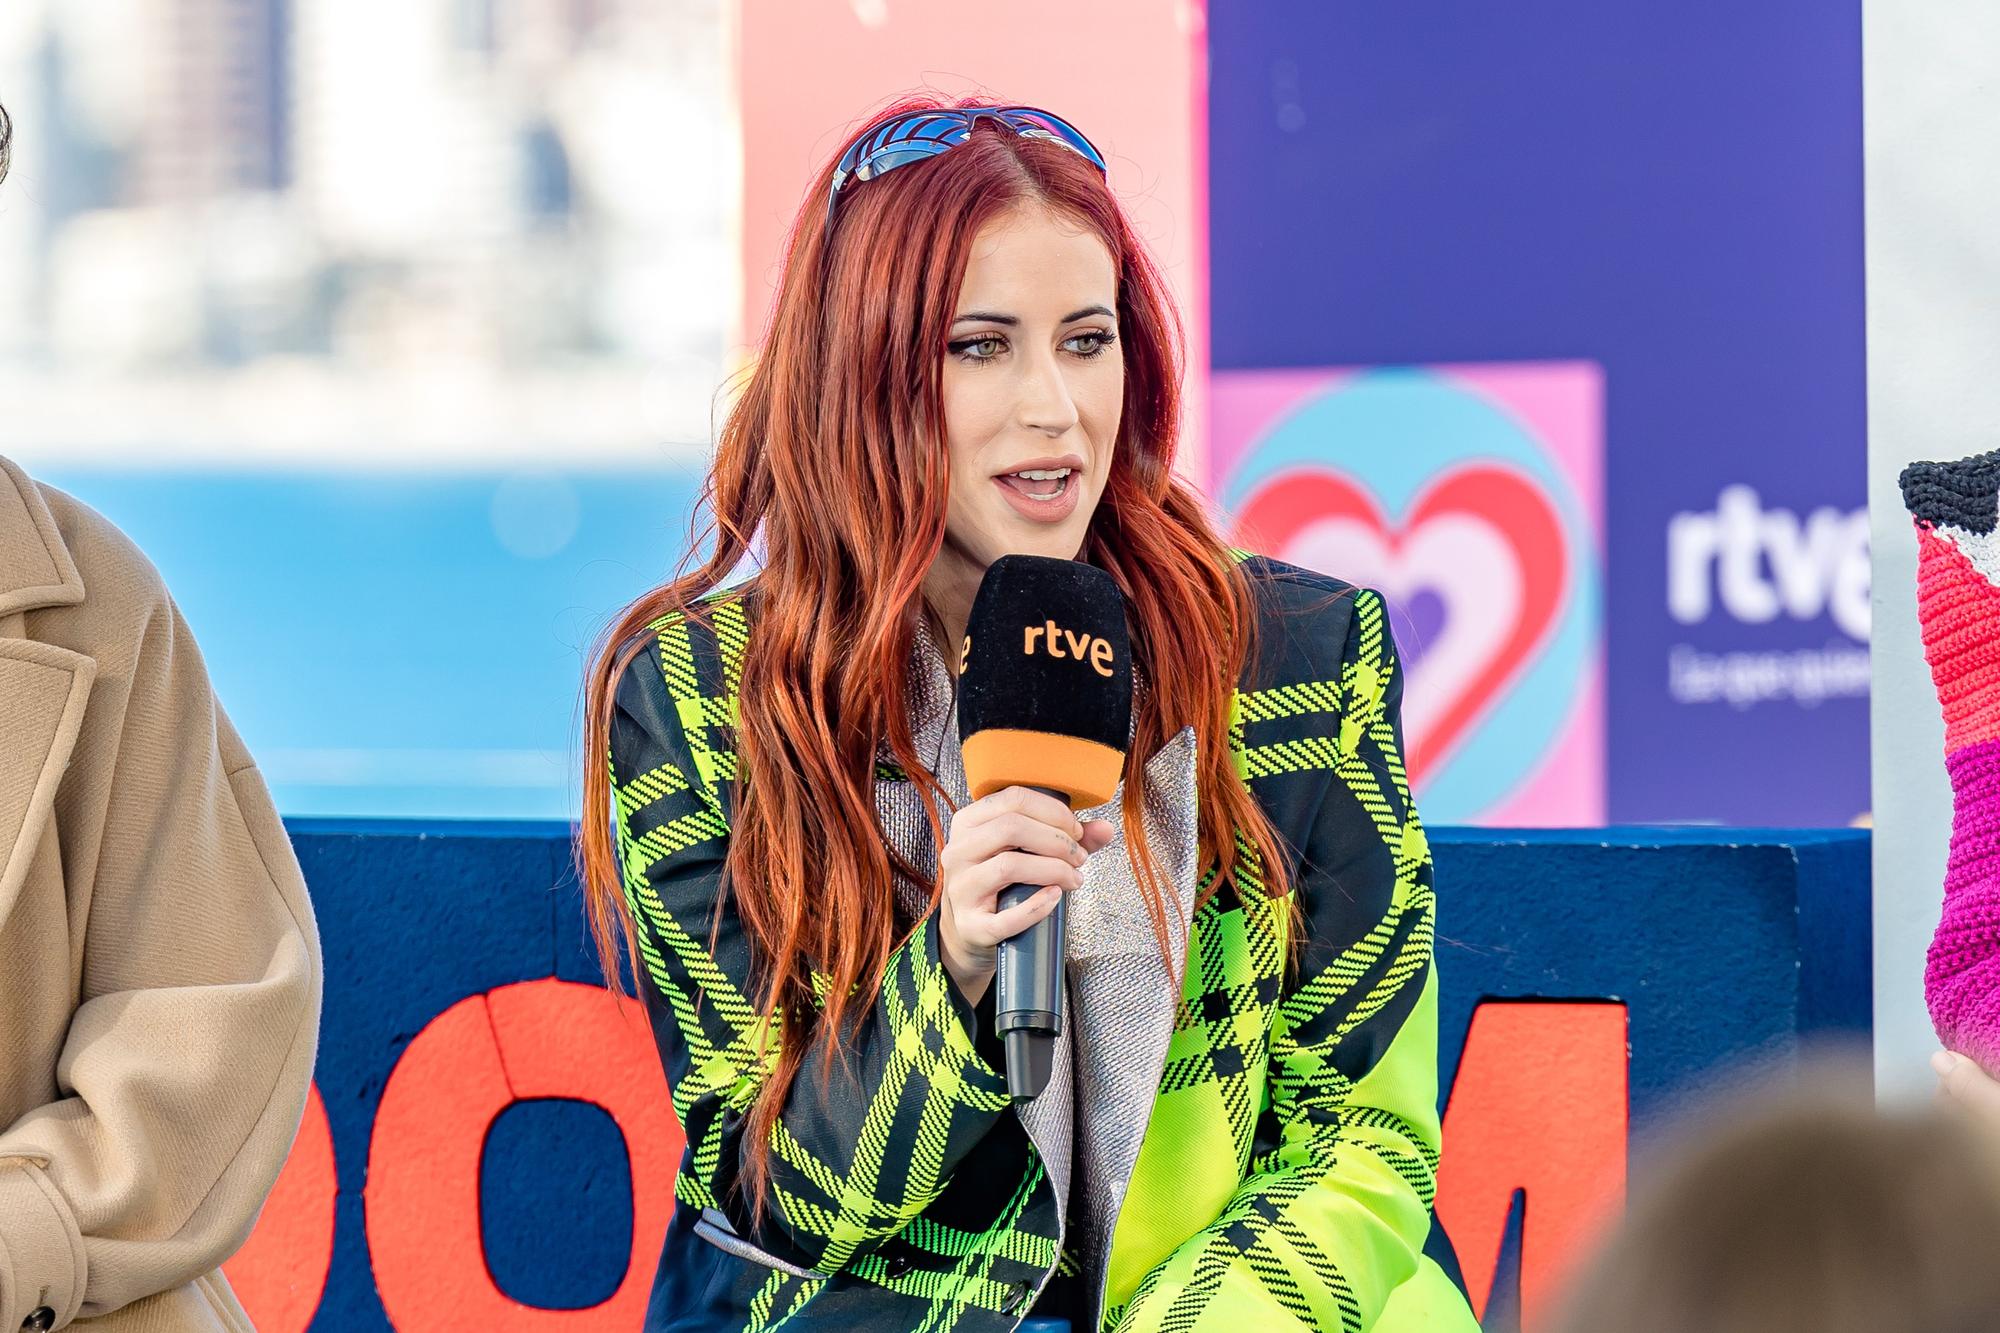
[1237,464,1568,779]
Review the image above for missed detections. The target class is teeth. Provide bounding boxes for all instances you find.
[1012,468,1072,480]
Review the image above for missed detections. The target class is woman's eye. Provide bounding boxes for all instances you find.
[949,331,1116,362]
[951,336,1007,361]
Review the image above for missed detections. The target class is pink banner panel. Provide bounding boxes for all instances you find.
[1214,362,1607,824]
[734,0,1209,478]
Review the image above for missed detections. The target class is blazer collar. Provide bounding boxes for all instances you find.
[0,456,85,620]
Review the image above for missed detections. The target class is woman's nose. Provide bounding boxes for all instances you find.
[1017,356,1080,436]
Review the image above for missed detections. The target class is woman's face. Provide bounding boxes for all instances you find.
[936,205,1123,580]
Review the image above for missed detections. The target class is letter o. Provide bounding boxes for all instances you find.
[224,1083,336,1333]
[365,979,683,1330]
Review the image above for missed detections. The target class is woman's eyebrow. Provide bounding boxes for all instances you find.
[951,304,1117,327]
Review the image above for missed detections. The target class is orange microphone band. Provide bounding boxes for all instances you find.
[961,728,1126,809]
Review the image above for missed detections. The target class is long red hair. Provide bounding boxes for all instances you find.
[578,95,1294,1208]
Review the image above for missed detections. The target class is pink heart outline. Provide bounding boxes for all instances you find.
[1236,464,1569,780]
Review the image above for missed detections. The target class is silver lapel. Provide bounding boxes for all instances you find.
[871,623,1200,1323]
[1064,721,1197,1328]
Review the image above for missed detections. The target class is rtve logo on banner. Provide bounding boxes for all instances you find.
[1665,485,1870,709]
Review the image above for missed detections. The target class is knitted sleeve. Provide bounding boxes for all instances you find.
[1902,450,2000,1071]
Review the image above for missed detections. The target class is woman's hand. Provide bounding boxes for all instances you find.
[1934,1050,2000,1123]
[937,785,1115,1005]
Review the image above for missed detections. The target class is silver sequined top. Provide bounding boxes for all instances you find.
[873,622,1201,1327]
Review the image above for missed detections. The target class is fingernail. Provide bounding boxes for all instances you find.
[1933,1051,1959,1077]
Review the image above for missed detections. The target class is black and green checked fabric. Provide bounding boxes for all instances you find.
[1106,570,1463,1333]
[608,557,1474,1333]
[610,597,1026,1274]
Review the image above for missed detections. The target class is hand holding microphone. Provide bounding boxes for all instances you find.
[937,790,1115,1004]
[953,554,1134,1100]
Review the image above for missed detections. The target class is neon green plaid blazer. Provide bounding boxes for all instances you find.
[608,555,1477,1332]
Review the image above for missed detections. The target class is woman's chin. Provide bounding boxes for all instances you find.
[989,506,1094,559]
[989,531,1084,564]
[951,507,1096,574]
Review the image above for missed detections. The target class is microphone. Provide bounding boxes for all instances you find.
[956,554,1133,1099]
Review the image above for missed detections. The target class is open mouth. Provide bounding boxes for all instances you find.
[997,467,1072,501]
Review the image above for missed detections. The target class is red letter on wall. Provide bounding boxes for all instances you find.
[1435,1001,1627,1331]
[224,1083,336,1333]
[365,979,683,1331]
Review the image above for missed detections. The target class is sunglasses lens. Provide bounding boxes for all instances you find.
[854,143,948,182]
[1000,110,1106,169]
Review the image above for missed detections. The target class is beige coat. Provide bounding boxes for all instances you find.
[0,456,321,1332]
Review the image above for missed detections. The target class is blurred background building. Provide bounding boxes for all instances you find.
[2,0,734,816]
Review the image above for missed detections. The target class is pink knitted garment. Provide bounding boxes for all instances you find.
[1907,451,2000,1071]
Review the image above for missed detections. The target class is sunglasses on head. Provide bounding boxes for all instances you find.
[824,106,1108,243]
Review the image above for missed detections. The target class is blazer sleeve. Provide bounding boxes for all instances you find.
[0,588,323,1329]
[1119,588,1442,1332]
[608,624,1012,1277]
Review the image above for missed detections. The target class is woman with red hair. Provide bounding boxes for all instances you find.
[579,98,1478,1333]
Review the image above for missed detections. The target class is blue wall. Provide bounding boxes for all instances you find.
[286,820,1870,1328]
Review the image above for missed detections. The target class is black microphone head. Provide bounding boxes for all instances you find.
[957,554,1132,808]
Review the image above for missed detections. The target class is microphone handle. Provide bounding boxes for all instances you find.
[996,785,1069,1101]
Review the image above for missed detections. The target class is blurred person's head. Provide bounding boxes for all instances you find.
[578,95,1295,1215]
[1554,1070,2000,1333]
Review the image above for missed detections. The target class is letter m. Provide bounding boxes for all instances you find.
[1436,1001,1627,1331]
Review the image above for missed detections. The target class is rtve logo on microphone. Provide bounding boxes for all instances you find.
[1024,621,1117,677]
[958,623,1119,678]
